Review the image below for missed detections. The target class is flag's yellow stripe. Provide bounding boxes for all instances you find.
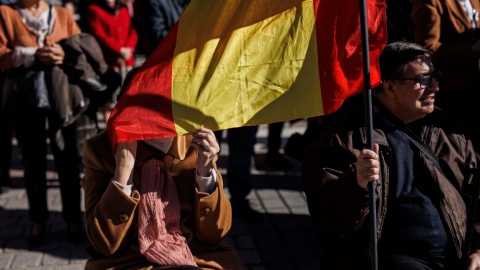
[172,0,322,135]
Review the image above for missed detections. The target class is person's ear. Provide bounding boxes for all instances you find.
[383,80,396,97]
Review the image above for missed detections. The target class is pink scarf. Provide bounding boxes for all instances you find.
[137,156,197,266]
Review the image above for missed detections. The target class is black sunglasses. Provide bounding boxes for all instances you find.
[393,70,442,89]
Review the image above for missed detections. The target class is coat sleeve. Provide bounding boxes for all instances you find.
[53,6,81,38]
[66,8,81,36]
[81,136,140,256]
[193,165,232,244]
[301,132,371,237]
[411,0,475,67]
[173,147,232,246]
[0,7,15,71]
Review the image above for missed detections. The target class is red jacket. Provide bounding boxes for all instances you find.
[87,4,137,68]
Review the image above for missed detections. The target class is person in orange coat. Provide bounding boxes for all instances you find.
[0,0,85,247]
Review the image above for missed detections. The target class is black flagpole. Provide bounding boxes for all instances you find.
[358,0,378,269]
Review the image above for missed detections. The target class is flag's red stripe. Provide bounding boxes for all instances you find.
[313,0,386,115]
[107,24,179,149]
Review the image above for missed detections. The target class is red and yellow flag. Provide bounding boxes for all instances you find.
[108,0,387,148]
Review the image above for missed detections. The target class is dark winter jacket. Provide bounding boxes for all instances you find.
[139,0,190,56]
[302,94,479,270]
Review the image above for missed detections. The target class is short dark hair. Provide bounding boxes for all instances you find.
[379,41,432,81]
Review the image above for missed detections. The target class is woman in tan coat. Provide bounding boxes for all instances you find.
[82,123,243,269]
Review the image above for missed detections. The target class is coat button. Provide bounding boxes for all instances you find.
[119,214,129,222]
[200,207,211,216]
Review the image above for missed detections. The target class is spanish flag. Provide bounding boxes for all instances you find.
[108,0,387,147]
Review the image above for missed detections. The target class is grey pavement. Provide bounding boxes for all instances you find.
[0,120,322,270]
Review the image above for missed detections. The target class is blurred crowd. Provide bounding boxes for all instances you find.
[0,0,191,248]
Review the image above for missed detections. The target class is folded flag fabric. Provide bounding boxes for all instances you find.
[108,0,387,149]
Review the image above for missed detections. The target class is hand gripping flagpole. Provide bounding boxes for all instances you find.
[358,0,378,269]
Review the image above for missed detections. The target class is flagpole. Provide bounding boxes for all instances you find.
[358,0,378,269]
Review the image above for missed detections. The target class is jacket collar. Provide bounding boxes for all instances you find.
[167,136,188,160]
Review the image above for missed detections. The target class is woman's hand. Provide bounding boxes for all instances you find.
[35,43,65,65]
[113,141,137,186]
[191,127,219,177]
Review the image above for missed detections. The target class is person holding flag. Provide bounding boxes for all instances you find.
[81,70,243,269]
[302,41,480,270]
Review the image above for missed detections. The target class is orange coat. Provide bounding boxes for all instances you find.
[81,130,243,270]
[0,4,81,72]
[411,0,480,91]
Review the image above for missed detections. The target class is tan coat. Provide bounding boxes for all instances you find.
[411,0,480,91]
[81,130,243,270]
[0,4,81,72]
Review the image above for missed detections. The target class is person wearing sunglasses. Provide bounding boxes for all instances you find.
[302,41,480,270]
[393,70,443,90]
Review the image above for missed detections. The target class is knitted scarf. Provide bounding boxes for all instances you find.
[138,156,197,266]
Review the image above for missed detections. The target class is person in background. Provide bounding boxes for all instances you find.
[0,0,85,247]
[136,0,189,56]
[302,41,480,270]
[263,121,292,170]
[87,0,137,121]
[214,126,264,222]
[0,0,15,195]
